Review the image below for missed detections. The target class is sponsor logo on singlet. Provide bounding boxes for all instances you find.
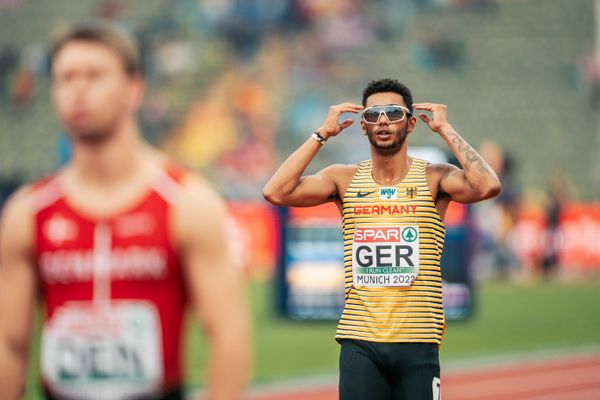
[43,214,78,245]
[356,190,375,198]
[380,187,397,200]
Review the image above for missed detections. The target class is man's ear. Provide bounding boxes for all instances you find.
[360,120,367,135]
[128,74,144,114]
[407,115,417,134]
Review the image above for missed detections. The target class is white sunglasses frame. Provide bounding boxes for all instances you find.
[361,104,412,124]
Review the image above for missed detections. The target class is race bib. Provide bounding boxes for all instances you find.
[352,225,420,287]
[41,301,163,400]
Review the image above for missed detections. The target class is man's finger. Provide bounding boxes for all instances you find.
[339,119,354,129]
[332,103,364,113]
[413,103,435,111]
[419,114,431,124]
[339,102,364,109]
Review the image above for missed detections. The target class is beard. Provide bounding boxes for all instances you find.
[68,127,111,144]
[367,125,408,156]
[65,115,120,145]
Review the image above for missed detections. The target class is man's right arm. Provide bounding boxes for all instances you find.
[263,102,363,207]
[0,188,37,400]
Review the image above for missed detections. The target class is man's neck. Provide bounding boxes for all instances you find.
[68,120,148,186]
[371,146,411,186]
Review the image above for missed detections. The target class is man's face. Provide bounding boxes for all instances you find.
[52,40,141,143]
[361,92,416,156]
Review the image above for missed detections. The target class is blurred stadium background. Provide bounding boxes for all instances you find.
[1,0,599,399]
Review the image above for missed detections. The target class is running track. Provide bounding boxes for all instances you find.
[246,353,600,399]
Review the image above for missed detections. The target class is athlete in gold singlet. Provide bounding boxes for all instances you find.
[263,78,501,400]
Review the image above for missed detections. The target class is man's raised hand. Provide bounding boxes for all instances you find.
[316,103,364,139]
[413,103,452,134]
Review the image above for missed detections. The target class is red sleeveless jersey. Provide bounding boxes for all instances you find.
[33,166,188,399]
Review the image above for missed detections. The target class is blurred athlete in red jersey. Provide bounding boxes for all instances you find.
[0,22,250,400]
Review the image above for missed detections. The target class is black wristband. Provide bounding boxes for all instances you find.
[311,131,327,145]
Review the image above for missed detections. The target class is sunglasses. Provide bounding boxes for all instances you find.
[361,105,412,124]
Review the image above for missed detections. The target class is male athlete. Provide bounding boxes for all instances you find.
[263,78,501,399]
[0,23,250,400]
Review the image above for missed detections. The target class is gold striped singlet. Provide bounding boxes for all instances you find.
[335,158,446,344]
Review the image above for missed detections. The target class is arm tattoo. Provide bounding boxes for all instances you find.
[446,131,490,175]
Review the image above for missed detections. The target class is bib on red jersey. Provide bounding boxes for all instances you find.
[41,300,163,400]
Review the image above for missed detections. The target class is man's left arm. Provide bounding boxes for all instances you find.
[174,177,251,400]
[414,102,501,203]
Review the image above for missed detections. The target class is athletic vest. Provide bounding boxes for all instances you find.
[32,166,187,399]
[335,158,446,344]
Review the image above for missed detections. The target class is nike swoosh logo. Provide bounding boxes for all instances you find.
[356,190,375,198]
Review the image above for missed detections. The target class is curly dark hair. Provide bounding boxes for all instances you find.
[361,78,413,112]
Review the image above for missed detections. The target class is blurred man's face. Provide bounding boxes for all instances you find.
[361,92,416,156]
[52,40,140,142]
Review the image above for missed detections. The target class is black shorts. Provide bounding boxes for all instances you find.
[339,339,440,400]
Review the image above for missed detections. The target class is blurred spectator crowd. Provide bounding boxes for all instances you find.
[0,0,499,198]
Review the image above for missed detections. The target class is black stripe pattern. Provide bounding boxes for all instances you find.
[336,159,446,343]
